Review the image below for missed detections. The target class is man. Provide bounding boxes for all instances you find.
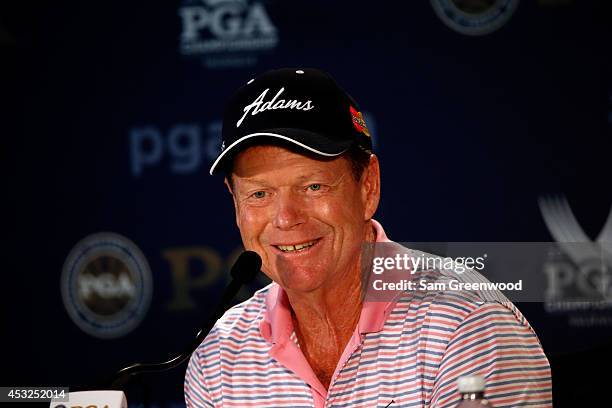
[185,68,552,407]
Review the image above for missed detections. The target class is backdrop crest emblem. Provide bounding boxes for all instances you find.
[430,0,520,36]
[61,232,153,339]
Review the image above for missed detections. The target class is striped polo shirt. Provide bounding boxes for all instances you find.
[185,222,552,407]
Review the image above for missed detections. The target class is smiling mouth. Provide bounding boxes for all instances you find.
[274,239,319,253]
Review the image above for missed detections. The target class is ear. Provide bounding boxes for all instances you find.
[224,176,240,227]
[360,154,381,221]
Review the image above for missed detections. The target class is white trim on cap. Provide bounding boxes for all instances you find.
[209,132,347,175]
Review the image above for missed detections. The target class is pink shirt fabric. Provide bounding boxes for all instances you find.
[185,220,552,407]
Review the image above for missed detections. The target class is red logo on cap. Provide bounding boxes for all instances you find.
[350,106,371,137]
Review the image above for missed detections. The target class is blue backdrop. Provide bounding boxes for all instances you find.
[4,0,611,406]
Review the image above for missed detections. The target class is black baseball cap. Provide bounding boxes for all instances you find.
[209,67,373,175]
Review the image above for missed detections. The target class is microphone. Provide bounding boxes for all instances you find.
[107,250,261,389]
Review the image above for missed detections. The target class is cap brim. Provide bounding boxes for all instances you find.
[209,129,353,175]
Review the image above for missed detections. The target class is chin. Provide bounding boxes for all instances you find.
[276,270,325,293]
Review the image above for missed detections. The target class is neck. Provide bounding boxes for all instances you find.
[286,221,377,351]
[289,274,363,339]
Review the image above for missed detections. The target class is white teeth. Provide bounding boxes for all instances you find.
[278,245,295,251]
[277,240,316,252]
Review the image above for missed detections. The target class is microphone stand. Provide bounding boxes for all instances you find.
[109,251,261,390]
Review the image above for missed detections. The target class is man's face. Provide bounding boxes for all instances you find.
[227,145,380,294]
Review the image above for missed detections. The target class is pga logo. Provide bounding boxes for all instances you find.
[539,195,612,301]
[179,0,278,56]
[129,122,221,177]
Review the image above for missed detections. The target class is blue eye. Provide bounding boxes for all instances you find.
[252,191,266,199]
[308,184,321,191]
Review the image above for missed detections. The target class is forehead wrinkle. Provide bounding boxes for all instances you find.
[235,164,339,185]
[294,169,336,182]
[234,176,271,187]
[234,171,331,191]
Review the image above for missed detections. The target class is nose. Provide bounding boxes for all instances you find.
[272,190,306,230]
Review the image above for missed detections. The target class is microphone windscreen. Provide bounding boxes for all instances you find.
[230,251,261,284]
